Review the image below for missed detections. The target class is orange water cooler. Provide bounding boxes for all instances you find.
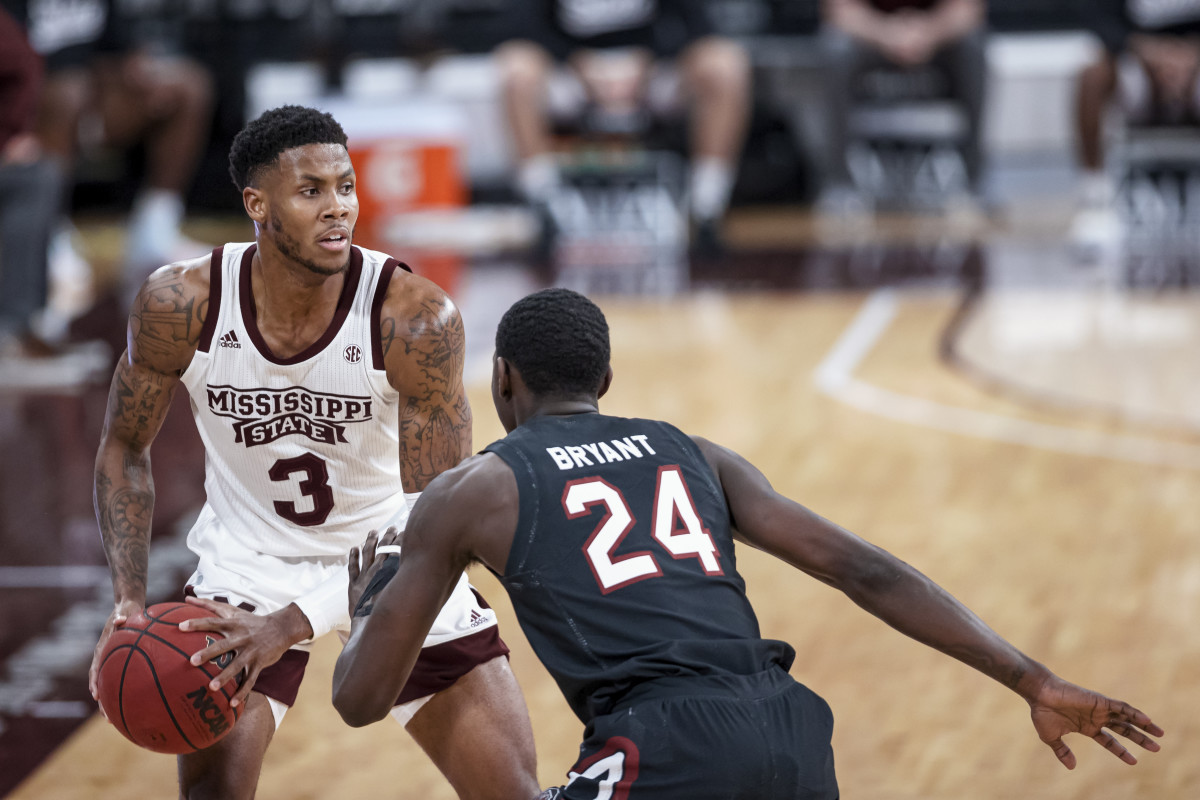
[322,99,468,295]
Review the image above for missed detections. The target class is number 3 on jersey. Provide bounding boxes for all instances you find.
[270,453,334,526]
[563,465,723,594]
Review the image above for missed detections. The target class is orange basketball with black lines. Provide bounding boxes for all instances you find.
[95,602,241,754]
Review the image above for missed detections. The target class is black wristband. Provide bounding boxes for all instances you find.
[352,554,400,618]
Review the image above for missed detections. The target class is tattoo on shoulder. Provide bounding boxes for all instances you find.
[131,269,206,365]
[380,297,465,385]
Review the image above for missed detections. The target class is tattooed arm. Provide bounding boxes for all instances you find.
[693,436,1162,769]
[89,258,209,699]
[380,272,473,491]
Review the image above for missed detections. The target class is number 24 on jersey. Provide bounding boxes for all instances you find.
[563,465,724,594]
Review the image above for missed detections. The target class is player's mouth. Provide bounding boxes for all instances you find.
[317,228,350,251]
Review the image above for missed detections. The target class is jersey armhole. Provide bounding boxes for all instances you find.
[196,245,224,354]
[370,258,413,370]
[484,442,537,576]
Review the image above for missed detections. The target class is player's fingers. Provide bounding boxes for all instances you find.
[211,662,247,696]
[381,526,400,546]
[1107,720,1162,752]
[1094,730,1137,765]
[1119,704,1165,738]
[348,546,361,581]
[180,598,236,629]
[189,636,236,668]
[179,614,229,634]
[228,667,258,707]
[88,660,101,701]
[362,529,380,567]
[1047,737,1077,770]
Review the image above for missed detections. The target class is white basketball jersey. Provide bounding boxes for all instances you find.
[180,243,411,557]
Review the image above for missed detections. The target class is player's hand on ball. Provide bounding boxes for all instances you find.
[179,597,301,708]
[89,597,145,709]
[348,527,402,618]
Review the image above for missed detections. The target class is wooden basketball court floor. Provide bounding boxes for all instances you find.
[2,209,1198,798]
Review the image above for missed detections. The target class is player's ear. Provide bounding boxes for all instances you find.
[597,366,613,399]
[243,186,266,224]
[494,356,513,400]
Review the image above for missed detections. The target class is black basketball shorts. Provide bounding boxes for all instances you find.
[555,668,838,799]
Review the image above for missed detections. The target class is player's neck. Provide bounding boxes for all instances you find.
[249,247,346,356]
[523,400,599,424]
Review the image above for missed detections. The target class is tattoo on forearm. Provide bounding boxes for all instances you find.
[94,269,195,599]
[400,403,468,489]
[94,469,153,599]
[107,362,174,451]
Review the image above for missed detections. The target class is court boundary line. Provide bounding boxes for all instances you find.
[939,279,1200,437]
[814,288,1200,470]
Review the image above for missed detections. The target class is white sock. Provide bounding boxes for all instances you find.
[1079,170,1114,208]
[689,157,734,223]
[516,155,561,204]
[126,188,185,268]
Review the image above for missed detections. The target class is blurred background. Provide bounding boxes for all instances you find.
[2,0,1198,797]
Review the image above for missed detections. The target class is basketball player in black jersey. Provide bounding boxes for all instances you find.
[333,288,1163,798]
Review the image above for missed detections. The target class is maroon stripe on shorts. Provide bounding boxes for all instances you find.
[252,649,312,707]
[395,625,511,706]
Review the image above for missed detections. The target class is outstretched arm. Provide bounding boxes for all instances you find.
[695,437,1163,769]
[90,262,207,698]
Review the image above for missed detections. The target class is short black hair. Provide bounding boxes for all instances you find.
[228,105,349,191]
[496,288,610,397]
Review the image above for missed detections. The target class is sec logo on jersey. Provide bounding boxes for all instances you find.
[344,345,363,364]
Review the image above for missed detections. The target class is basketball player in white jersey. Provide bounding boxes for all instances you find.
[89,105,542,800]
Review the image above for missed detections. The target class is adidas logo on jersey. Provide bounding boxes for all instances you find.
[218,330,242,349]
[470,609,488,628]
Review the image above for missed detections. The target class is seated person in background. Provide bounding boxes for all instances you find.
[21,0,214,302]
[818,0,987,212]
[1072,0,1200,251]
[0,6,67,357]
[494,0,750,250]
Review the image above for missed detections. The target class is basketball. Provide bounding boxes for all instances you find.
[95,602,241,754]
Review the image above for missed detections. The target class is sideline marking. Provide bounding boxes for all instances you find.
[814,289,1200,470]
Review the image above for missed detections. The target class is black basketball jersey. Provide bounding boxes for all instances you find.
[484,413,794,724]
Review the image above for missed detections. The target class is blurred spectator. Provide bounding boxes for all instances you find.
[0,6,110,389]
[493,0,751,251]
[18,0,215,302]
[817,0,987,213]
[1072,0,1200,252]
[0,6,63,354]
